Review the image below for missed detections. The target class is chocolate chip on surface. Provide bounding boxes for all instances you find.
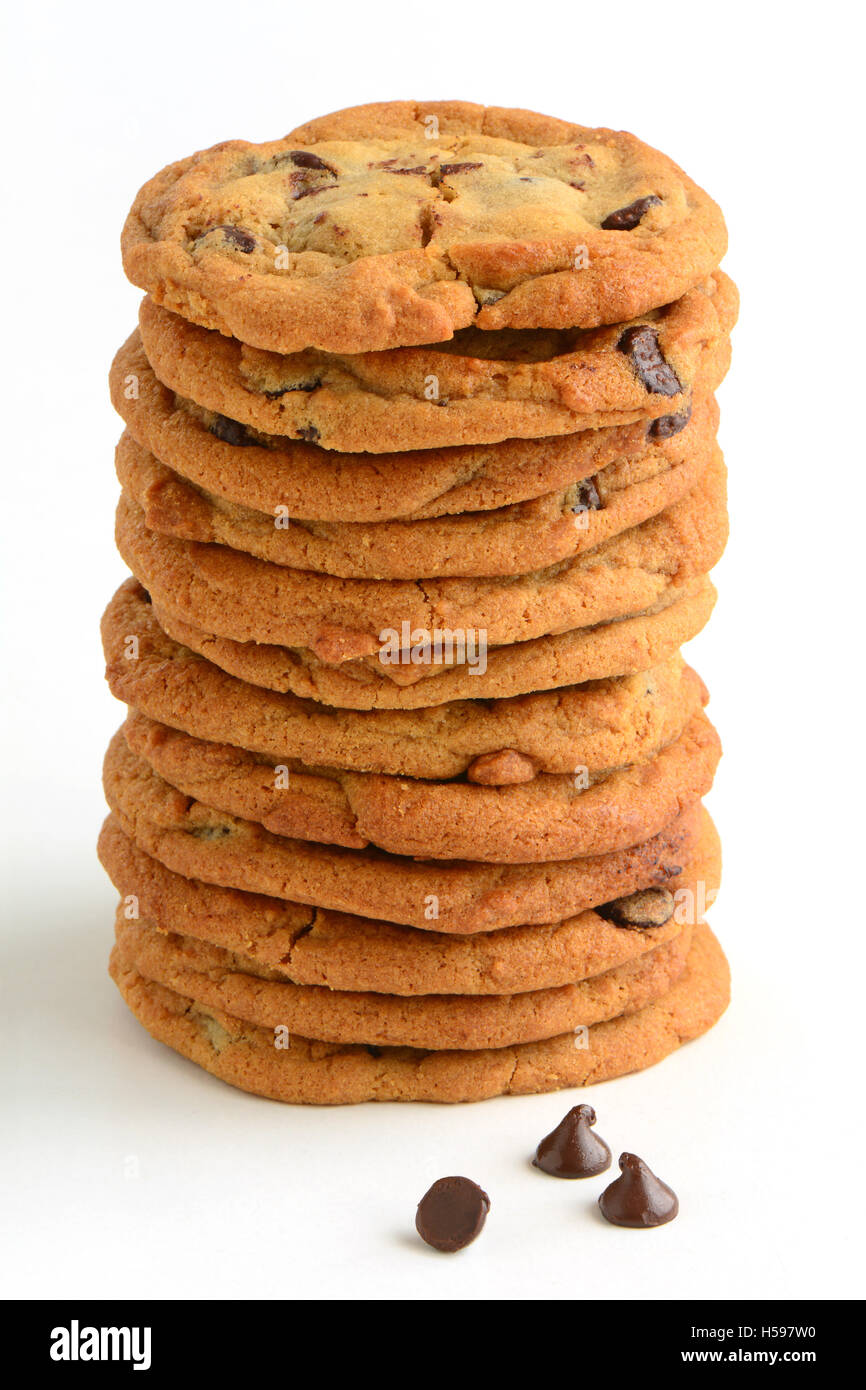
[295,184,338,201]
[296,425,321,443]
[439,162,483,176]
[212,224,256,253]
[415,1176,490,1253]
[596,887,676,929]
[571,476,602,512]
[647,404,692,439]
[209,414,255,447]
[598,1153,679,1227]
[617,325,682,395]
[287,150,337,174]
[533,1104,612,1179]
[264,378,322,398]
[601,195,662,230]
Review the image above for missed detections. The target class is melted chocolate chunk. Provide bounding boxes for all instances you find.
[617,325,682,396]
[296,426,321,443]
[209,414,256,447]
[415,1177,490,1253]
[533,1104,612,1179]
[294,184,336,200]
[647,403,692,439]
[601,195,662,231]
[287,149,337,174]
[596,887,676,929]
[209,224,256,253]
[571,476,601,512]
[263,378,321,399]
[383,166,427,176]
[439,162,483,176]
[598,1153,679,1228]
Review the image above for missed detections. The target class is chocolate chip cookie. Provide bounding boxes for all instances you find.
[102,585,707,780]
[117,708,720,861]
[114,451,727,657]
[104,732,704,933]
[112,331,710,524]
[122,100,727,356]
[108,922,730,1103]
[99,809,719,995]
[135,273,735,450]
[112,910,694,1050]
[114,402,716,579]
[147,577,717,708]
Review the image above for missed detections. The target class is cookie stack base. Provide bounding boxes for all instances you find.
[109,924,729,1106]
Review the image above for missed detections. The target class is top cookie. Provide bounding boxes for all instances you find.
[122,100,727,354]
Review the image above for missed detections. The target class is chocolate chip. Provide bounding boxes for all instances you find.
[415,1177,490,1253]
[571,476,601,512]
[263,379,321,399]
[296,426,320,443]
[617,325,682,396]
[598,1153,679,1228]
[209,414,255,447]
[383,166,427,176]
[647,404,692,439]
[533,1104,612,1179]
[596,887,675,929]
[212,224,256,253]
[294,184,336,200]
[601,195,662,231]
[286,149,337,174]
[439,162,482,175]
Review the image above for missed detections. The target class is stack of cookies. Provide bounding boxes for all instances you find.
[100,101,735,1104]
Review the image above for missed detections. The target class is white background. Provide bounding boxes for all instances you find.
[2,0,864,1302]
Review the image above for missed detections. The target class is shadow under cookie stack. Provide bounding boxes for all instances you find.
[100,100,736,1104]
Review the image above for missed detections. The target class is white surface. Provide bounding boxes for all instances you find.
[2,0,864,1302]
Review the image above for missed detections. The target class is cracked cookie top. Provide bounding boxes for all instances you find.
[122,100,727,354]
